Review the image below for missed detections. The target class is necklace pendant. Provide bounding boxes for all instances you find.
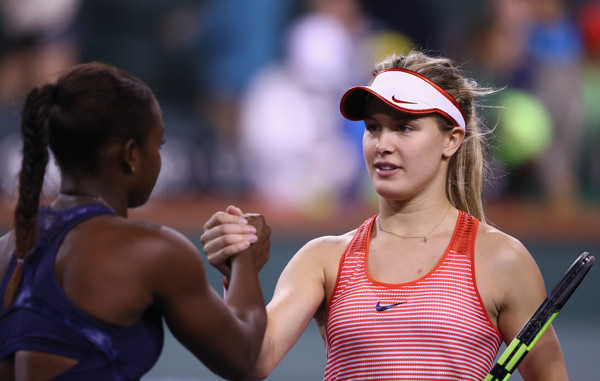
[423,237,428,243]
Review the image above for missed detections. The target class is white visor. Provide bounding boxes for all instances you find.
[340,68,466,129]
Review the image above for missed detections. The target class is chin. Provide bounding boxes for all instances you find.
[372,179,407,196]
[374,187,412,202]
[128,195,151,209]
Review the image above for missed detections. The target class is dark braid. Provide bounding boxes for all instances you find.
[3,62,157,308]
[3,85,54,308]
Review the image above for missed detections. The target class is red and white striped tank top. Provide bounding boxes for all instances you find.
[324,211,502,380]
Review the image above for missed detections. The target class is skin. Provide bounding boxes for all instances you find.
[201,97,569,380]
[0,100,270,381]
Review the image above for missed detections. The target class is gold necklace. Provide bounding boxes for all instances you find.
[377,205,451,243]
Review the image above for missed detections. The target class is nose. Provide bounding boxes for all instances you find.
[375,129,394,155]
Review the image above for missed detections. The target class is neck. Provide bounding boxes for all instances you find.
[57,179,127,217]
[378,197,454,239]
[52,193,119,215]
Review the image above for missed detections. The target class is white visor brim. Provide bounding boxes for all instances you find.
[340,69,466,129]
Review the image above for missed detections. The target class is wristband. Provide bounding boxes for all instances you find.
[222,276,229,297]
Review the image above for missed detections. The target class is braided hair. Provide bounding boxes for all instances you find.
[3,62,157,308]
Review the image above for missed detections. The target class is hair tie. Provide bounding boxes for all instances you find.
[51,83,67,105]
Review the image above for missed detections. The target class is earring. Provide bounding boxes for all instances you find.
[130,165,135,173]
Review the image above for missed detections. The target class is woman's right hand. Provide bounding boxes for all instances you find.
[240,212,271,273]
[200,205,270,280]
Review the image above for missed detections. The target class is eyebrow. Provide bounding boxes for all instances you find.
[364,115,421,123]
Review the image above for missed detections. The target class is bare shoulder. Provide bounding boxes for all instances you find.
[302,229,356,252]
[101,217,198,256]
[79,216,202,279]
[271,229,358,324]
[101,218,208,297]
[477,222,530,260]
[281,229,357,298]
[293,229,357,265]
[473,222,547,322]
[475,221,541,284]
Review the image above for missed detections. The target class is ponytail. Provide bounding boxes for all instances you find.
[3,86,52,308]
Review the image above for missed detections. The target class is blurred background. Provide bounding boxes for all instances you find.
[0,0,598,379]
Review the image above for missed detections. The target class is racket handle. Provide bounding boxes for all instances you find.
[485,312,558,381]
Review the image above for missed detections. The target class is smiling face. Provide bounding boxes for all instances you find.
[362,96,463,203]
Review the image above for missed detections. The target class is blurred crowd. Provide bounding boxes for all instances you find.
[0,0,598,219]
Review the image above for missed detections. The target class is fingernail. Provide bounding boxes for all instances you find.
[249,235,257,243]
[247,226,257,233]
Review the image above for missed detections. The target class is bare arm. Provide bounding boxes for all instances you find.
[481,231,568,381]
[201,207,339,380]
[244,238,331,380]
[150,225,268,380]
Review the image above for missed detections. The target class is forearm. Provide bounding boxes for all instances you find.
[242,294,320,380]
[225,255,267,368]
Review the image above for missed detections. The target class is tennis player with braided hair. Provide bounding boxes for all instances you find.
[201,50,569,380]
[0,62,270,380]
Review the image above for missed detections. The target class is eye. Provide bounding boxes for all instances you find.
[365,123,379,133]
[160,138,166,147]
[395,124,413,133]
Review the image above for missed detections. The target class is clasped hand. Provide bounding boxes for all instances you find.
[200,205,271,280]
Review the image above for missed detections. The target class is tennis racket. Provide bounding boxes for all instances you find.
[485,251,595,381]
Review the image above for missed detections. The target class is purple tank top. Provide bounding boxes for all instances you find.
[0,205,163,380]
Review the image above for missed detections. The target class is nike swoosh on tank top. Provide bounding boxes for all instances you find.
[324,211,502,381]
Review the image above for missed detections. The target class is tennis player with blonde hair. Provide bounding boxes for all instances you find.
[201,50,568,380]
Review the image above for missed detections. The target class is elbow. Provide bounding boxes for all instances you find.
[201,341,263,381]
[213,308,267,380]
[222,360,269,381]
[248,366,272,381]
[215,358,255,381]
[223,335,267,380]
[228,365,271,381]
[224,364,254,381]
[237,336,273,381]
[233,344,273,380]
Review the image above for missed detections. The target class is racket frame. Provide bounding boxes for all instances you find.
[485,252,595,381]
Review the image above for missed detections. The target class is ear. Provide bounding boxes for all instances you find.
[442,127,465,159]
[120,138,137,174]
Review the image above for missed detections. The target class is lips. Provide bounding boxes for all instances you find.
[374,161,401,177]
